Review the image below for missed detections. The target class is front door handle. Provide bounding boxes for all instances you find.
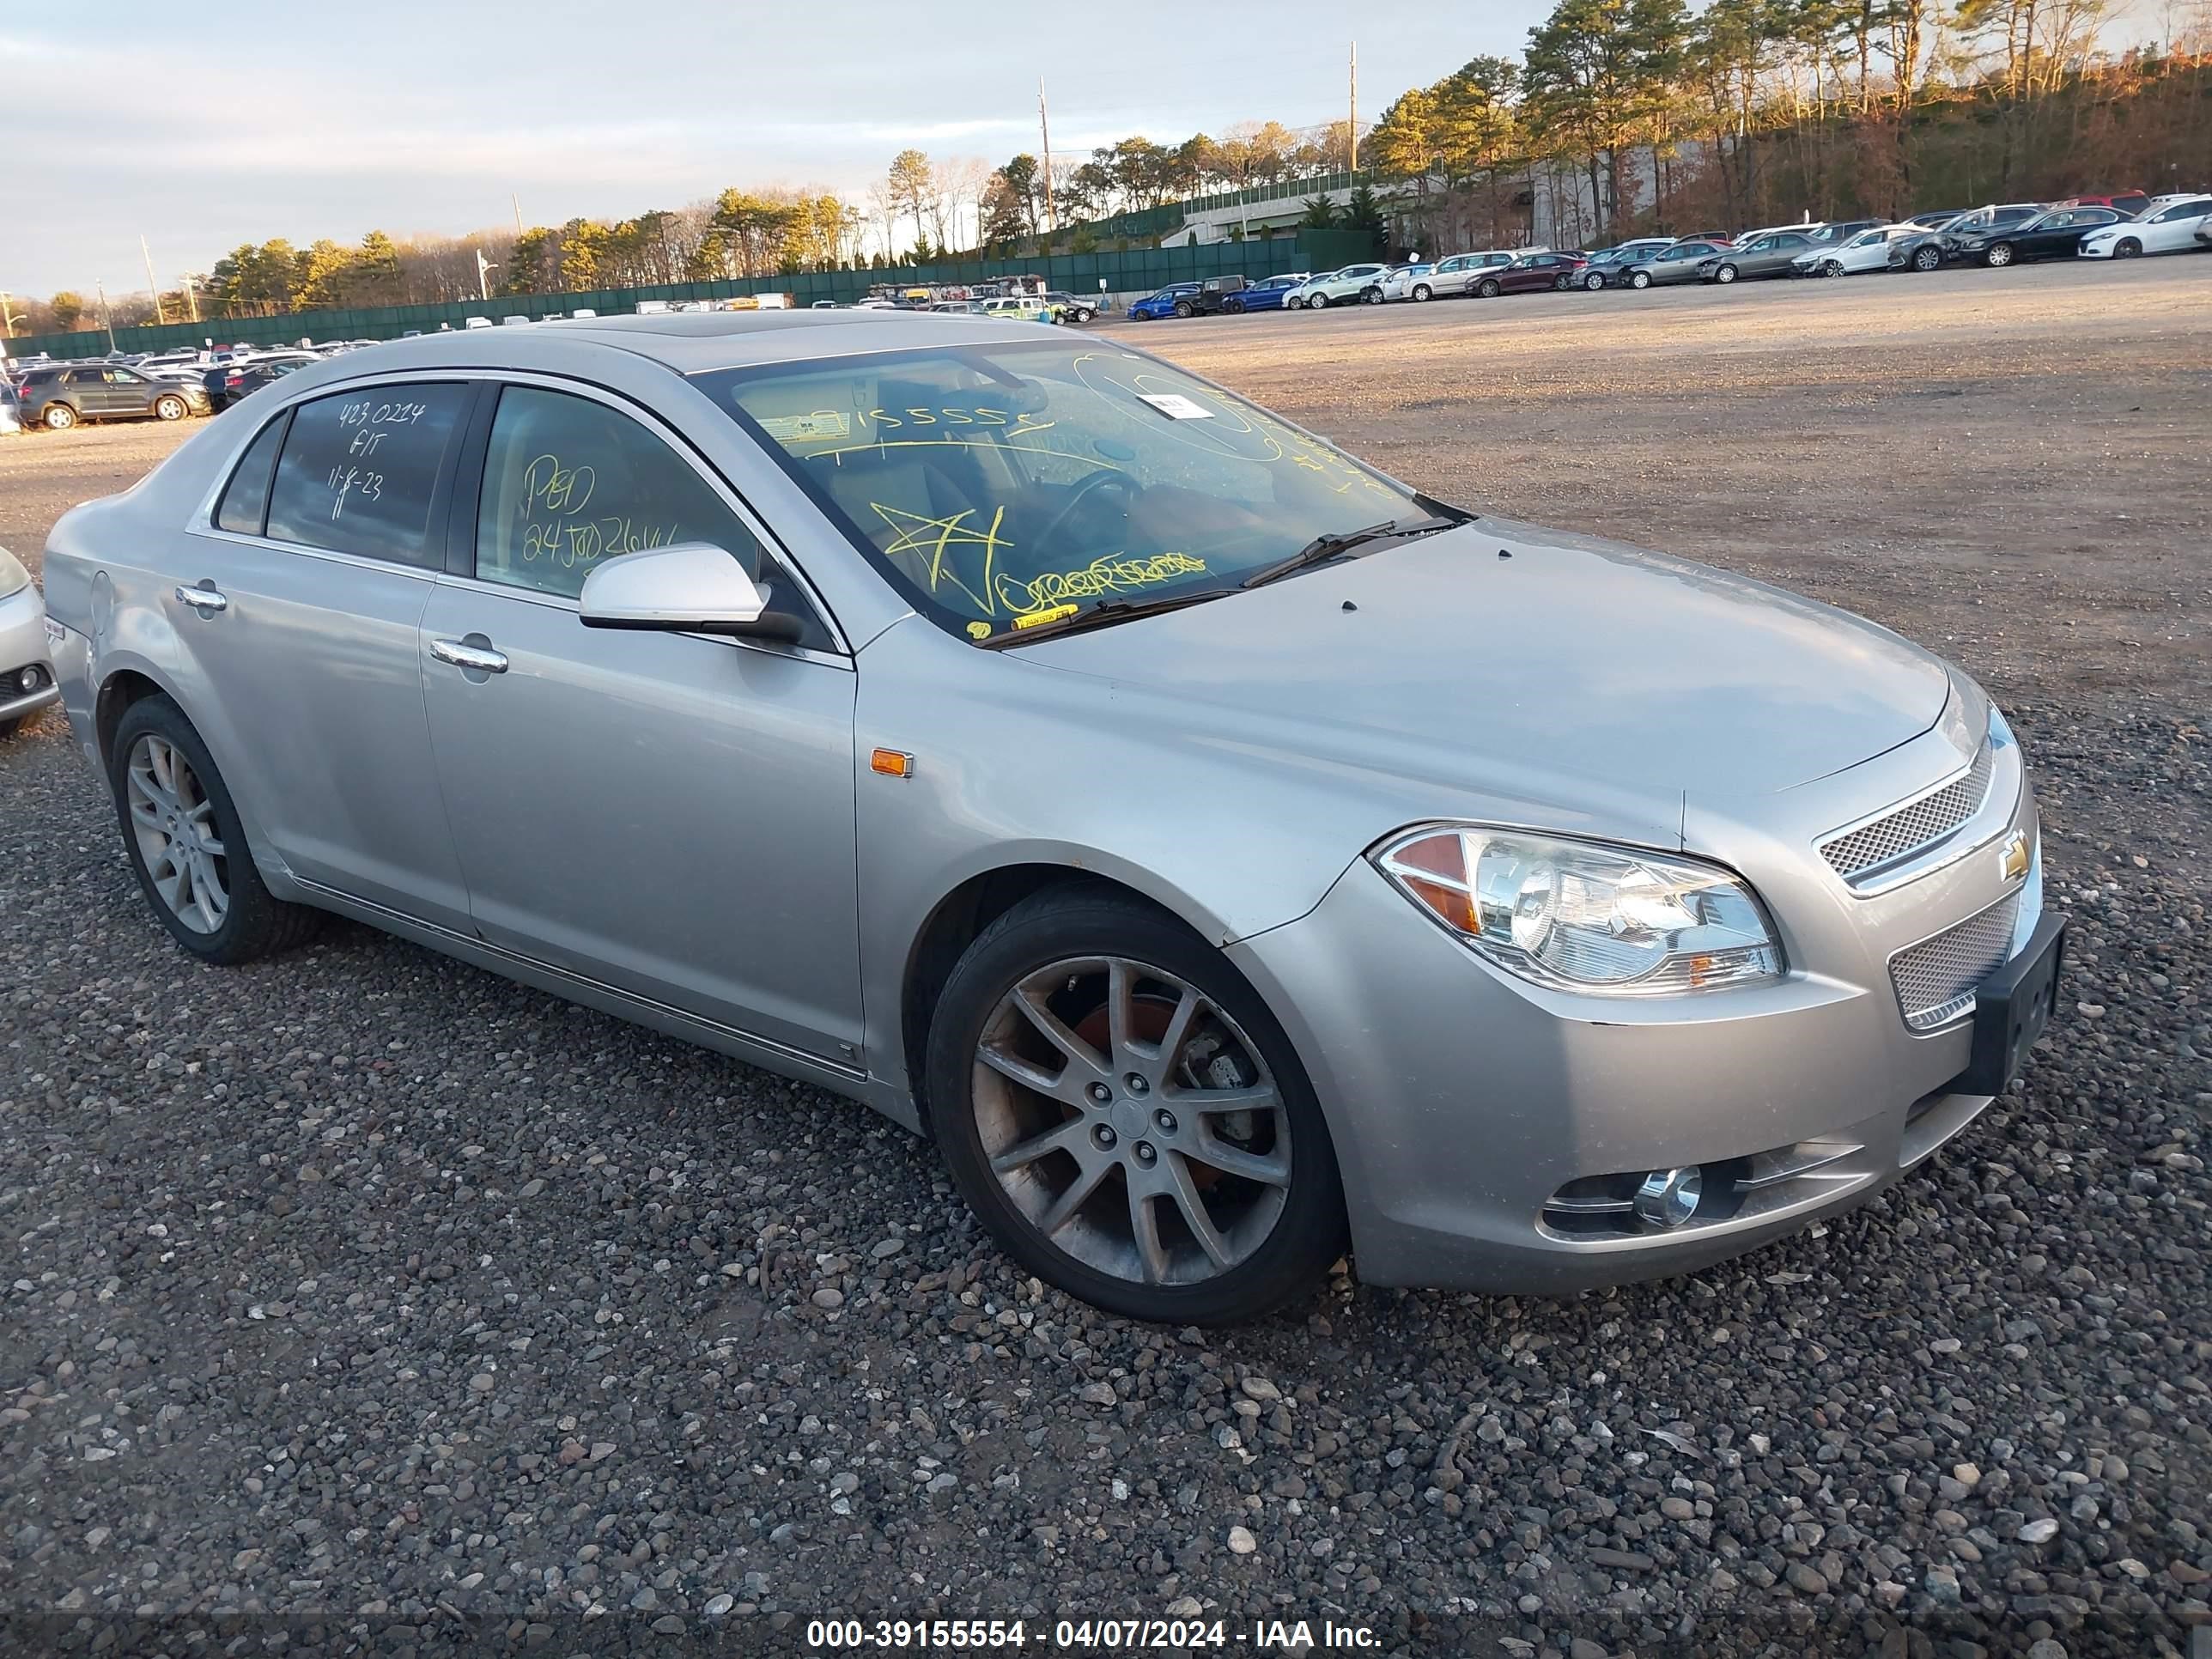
[430,636,508,674]
[174,583,228,612]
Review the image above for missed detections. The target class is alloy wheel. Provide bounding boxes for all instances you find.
[1913,246,1941,270]
[2116,239,2141,258]
[155,395,186,420]
[125,733,228,934]
[970,955,1292,1288]
[1987,244,2013,266]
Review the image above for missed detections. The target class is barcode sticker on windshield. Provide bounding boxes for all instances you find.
[1136,393,1215,421]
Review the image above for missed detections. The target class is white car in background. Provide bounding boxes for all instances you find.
[1285,263,1391,309]
[1792,225,1917,277]
[1420,249,1538,299]
[1380,263,1435,301]
[0,545,61,738]
[2076,193,2212,258]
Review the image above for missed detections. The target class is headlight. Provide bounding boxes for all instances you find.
[1372,826,1784,995]
[0,547,27,601]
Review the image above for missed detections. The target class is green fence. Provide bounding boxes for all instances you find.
[5,231,1378,362]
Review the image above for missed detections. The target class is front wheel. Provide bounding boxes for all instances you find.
[109,696,323,965]
[1411,283,1432,301]
[1628,270,1652,289]
[1360,287,1382,305]
[1985,243,2014,267]
[1820,259,1844,278]
[1307,292,1328,310]
[154,394,188,421]
[1224,297,1245,314]
[2114,238,2142,258]
[927,888,1346,1325]
[1713,263,1739,284]
[1476,278,1502,298]
[43,403,78,430]
[1583,271,1606,291]
[1911,245,1942,271]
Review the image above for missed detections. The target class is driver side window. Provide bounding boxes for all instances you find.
[476,386,766,600]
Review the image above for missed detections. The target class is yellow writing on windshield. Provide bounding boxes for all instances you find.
[995,552,1206,616]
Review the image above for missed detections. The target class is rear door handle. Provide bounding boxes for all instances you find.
[174,583,228,612]
[430,636,508,674]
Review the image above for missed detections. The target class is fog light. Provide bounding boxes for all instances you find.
[1633,1166,1703,1230]
[18,665,44,693]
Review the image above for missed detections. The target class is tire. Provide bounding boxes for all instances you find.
[1411,283,1432,301]
[1628,270,1652,289]
[1820,259,1844,278]
[108,696,322,966]
[1985,243,2014,267]
[1713,263,1739,284]
[43,403,77,430]
[1173,300,1194,319]
[154,394,187,421]
[1073,307,1094,323]
[2115,238,2142,258]
[1224,297,1245,313]
[926,886,1346,1325]
[1307,292,1328,310]
[1911,245,1942,271]
[1583,271,1606,291]
[1476,278,1501,298]
[1360,287,1382,305]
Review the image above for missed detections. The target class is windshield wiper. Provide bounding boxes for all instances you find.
[1239,514,1462,589]
[975,587,1230,648]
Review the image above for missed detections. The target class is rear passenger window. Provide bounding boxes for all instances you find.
[474,386,768,599]
[215,415,287,536]
[264,384,468,566]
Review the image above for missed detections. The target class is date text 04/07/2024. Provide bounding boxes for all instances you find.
[800,1617,1379,1650]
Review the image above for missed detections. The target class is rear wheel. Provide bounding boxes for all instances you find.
[1360,287,1382,304]
[1073,307,1094,322]
[1985,242,2014,267]
[1911,244,1942,271]
[1308,291,1329,310]
[1628,270,1652,289]
[154,394,187,421]
[1476,277,1502,298]
[1411,283,1432,301]
[2114,238,2142,258]
[927,888,1346,1325]
[43,403,77,430]
[1173,300,1194,318]
[109,696,322,965]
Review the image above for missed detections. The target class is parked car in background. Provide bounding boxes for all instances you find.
[1472,251,1589,295]
[2059,191,2150,217]
[1792,225,1918,277]
[1127,283,1202,320]
[37,311,2065,1324]
[1951,204,2126,265]
[0,380,20,436]
[1620,240,1733,288]
[1234,274,1308,312]
[1419,250,1525,299]
[1901,210,1967,229]
[981,296,1057,324]
[1887,220,1960,271]
[2199,222,2212,250]
[203,353,319,411]
[1939,204,2048,261]
[1286,264,1392,309]
[0,544,60,738]
[1043,291,1100,323]
[1700,231,1820,283]
[1190,275,1252,314]
[1801,219,1886,247]
[18,363,209,429]
[1380,264,1436,301]
[1577,238,1674,289]
[2077,194,2212,258]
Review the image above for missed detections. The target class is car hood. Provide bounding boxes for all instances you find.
[1018,518,1951,812]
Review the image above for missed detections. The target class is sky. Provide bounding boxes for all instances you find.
[3,1,1550,300]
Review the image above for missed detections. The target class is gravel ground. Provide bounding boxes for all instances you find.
[3,259,2209,1658]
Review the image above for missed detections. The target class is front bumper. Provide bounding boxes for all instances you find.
[0,585,62,723]
[1229,736,2046,1296]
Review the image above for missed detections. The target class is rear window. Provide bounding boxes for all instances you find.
[264,384,469,566]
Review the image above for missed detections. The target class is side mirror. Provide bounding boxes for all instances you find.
[579,542,793,639]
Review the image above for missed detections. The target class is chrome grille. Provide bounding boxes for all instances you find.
[1821,740,1995,884]
[1890,889,2021,1030]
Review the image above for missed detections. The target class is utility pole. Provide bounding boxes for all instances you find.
[182,273,200,324]
[513,194,525,237]
[1038,78,1056,234]
[0,292,23,337]
[475,248,497,301]
[142,235,165,325]
[1348,41,1358,172]
[97,281,117,351]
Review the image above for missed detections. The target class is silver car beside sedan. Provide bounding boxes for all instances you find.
[0,545,63,738]
[40,313,2066,1324]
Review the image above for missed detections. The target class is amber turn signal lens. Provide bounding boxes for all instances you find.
[870,748,915,778]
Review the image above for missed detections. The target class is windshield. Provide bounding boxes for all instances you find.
[696,339,1423,643]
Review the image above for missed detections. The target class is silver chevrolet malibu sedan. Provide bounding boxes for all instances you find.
[40,313,2065,1324]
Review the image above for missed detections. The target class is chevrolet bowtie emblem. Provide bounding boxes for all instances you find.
[2000,831,2032,883]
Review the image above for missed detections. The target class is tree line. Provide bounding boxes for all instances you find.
[13,0,2206,334]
